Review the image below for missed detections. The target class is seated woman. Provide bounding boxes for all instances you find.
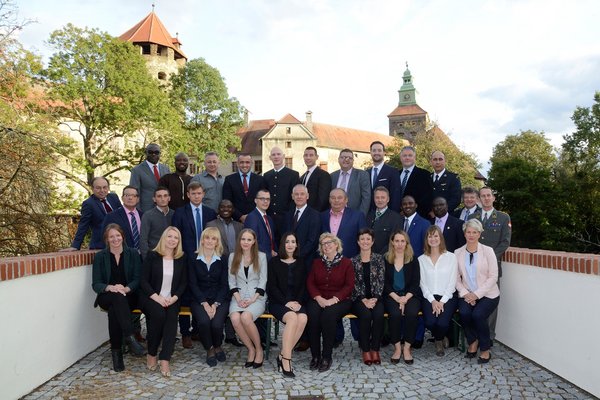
[92,223,145,372]
[228,228,268,368]
[383,230,421,365]
[351,228,386,366]
[189,227,230,367]
[418,225,458,357]
[139,226,187,377]
[306,232,354,373]
[267,232,308,378]
[455,219,500,364]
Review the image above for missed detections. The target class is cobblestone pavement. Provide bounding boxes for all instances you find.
[25,321,594,400]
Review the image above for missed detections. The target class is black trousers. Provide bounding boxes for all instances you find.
[421,294,458,341]
[384,296,420,345]
[352,299,385,352]
[139,296,180,360]
[459,296,499,351]
[190,300,229,351]
[96,292,136,350]
[307,299,352,360]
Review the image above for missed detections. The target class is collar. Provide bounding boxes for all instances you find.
[306,165,318,174]
[376,206,388,214]
[238,171,251,178]
[402,165,415,174]
[203,170,221,178]
[190,203,203,212]
[273,166,285,173]
[330,207,346,216]
[256,208,268,217]
[145,160,159,170]
[197,253,221,263]
[156,206,170,215]
[372,161,384,169]
[433,169,446,177]
[296,204,308,213]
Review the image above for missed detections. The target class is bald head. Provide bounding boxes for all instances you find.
[269,147,285,169]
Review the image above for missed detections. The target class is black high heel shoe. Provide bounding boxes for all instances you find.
[464,351,477,359]
[277,354,295,378]
[244,357,255,368]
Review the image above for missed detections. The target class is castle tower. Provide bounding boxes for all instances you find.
[387,64,428,143]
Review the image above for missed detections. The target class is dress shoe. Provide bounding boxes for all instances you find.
[318,358,332,372]
[206,355,217,367]
[125,335,146,356]
[182,336,193,349]
[309,357,321,370]
[435,340,445,357]
[362,351,373,366]
[111,349,124,372]
[134,332,146,343]
[277,354,295,378]
[477,353,492,364]
[252,360,263,368]
[294,340,310,352]
[214,347,226,362]
[390,356,400,364]
[225,337,244,347]
[244,357,255,368]
[370,350,381,365]
[464,351,477,359]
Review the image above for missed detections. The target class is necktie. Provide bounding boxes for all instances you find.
[482,212,489,225]
[404,218,409,232]
[263,214,274,251]
[464,209,470,221]
[375,210,382,220]
[100,199,112,213]
[338,171,349,190]
[129,212,140,249]
[401,169,409,191]
[195,207,202,250]
[372,167,379,187]
[153,165,161,182]
[434,174,439,183]
[242,174,249,195]
[302,170,309,185]
[292,209,300,230]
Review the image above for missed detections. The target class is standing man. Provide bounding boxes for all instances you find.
[366,187,402,254]
[129,143,170,212]
[399,195,430,258]
[398,146,432,218]
[330,149,371,216]
[140,187,174,259]
[284,184,321,270]
[366,141,401,211]
[263,147,299,239]
[61,177,122,251]
[453,186,481,221]
[244,189,278,260]
[158,152,192,210]
[321,188,367,258]
[299,147,331,212]
[430,150,462,214]
[191,152,224,212]
[430,197,465,252]
[102,186,143,251]
[222,153,267,222]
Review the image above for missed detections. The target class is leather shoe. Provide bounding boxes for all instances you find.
[309,357,321,370]
[182,336,193,349]
[111,349,124,372]
[125,335,145,356]
[370,350,381,365]
[477,353,492,364]
[134,332,146,343]
[464,351,477,359]
[390,356,400,364]
[215,347,226,362]
[225,337,244,347]
[318,358,332,372]
[362,351,372,366]
[294,340,310,352]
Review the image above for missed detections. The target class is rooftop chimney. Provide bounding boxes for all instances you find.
[305,110,313,132]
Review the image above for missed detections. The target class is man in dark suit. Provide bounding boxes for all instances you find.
[129,143,171,212]
[102,186,143,251]
[244,189,277,260]
[430,197,465,252]
[299,147,331,212]
[366,141,401,211]
[330,149,371,216]
[399,195,430,258]
[62,176,122,251]
[399,146,432,218]
[285,184,321,270]
[263,146,299,241]
[430,151,462,214]
[367,186,402,254]
[222,153,267,222]
[321,188,367,258]
[453,185,481,221]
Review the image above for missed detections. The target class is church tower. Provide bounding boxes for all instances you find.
[387,64,428,143]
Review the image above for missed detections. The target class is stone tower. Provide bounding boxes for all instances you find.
[387,64,428,143]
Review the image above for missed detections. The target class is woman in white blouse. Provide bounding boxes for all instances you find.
[418,225,458,357]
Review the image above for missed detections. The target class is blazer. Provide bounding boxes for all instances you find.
[206,217,243,257]
[307,256,355,301]
[284,206,321,268]
[400,165,433,217]
[351,252,386,301]
[366,163,401,211]
[300,167,332,212]
[172,203,217,256]
[244,208,277,260]
[455,243,500,300]
[222,171,267,221]
[399,213,430,258]
[139,251,187,299]
[453,205,482,221]
[430,214,466,252]
[383,258,421,298]
[468,209,512,273]
[72,193,122,250]
[228,252,268,298]
[366,208,402,254]
[139,207,174,259]
[92,246,141,299]
[263,167,299,216]
[321,207,367,258]
[188,254,230,304]
[267,257,307,305]
[431,170,462,213]
[330,168,371,216]
[102,207,143,249]
[129,162,171,212]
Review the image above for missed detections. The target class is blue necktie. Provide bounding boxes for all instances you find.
[401,169,410,191]
[195,207,202,250]
[372,167,378,187]
[129,212,140,249]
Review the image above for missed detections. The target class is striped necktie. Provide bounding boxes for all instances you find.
[129,212,140,249]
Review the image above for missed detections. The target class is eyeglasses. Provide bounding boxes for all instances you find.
[147,150,161,155]
[123,193,138,198]
[256,197,271,201]
[320,240,336,246]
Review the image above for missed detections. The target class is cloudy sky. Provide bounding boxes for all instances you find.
[16,0,600,172]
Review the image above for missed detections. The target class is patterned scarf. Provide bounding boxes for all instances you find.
[321,252,343,271]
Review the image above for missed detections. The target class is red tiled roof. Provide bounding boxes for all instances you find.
[277,114,302,124]
[119,12,187,59]
[387,104,427,117]
[312,123,395,152]
[236,119,276,155]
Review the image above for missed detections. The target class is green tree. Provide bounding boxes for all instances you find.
[169,58,242,163]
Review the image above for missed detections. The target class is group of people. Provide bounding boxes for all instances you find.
[69,140,511,377]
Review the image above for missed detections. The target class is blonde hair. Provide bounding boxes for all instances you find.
[385,230,414,264]
[230,228,260,276]
[196,227,224,257]
[153,226,184,259]
[318,232,343,256]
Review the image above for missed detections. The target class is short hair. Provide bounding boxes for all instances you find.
[278,232,300,259]
[304,146,318,155]
[219,199,233,207]
[430,150,445,159]
[146,143,160,150]
[339,148,353,155]
[257,189,270,197]
[237,152,252,159]
[154,186,170,196]
[103,223,125,247]
[122,185,138,196]
[423,225,447,255]
[357,227,375,241]
[174,152,188,160]
[373,186,389,196]
[318,232,343,256]
[463,218,484,233]
[329,188,347,199]
[385,230,414,264]
[205,151,218,158]
[401,145,416,154]
[91,176,109,187]
[370,141,385,151]
[479,186,495,195]
[197,226,224,257]
[462,185,479,196]
[188,181,204,192]
[153,226,184,259]
[292,184,308,194]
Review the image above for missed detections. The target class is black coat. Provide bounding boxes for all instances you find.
[383,258,421,298]
[267,257,306,305]
[300,167,332,212]
[366,208,402,254]
[187,254,230,304]
[222,172,267,220]
[139,251,188,299]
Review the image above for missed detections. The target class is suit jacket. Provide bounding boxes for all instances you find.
[172,203,217,256]
[264,167,299,216]
[455,243,500,300]
[267,257,307,305]
[92,246,141,296]
[350,252,386,300]
[102,207,143,250]
[228,252,268,298]
[399,213,430,258]
[206,217,243,257]
[139,251,187,299]
[366,208,402,254]
[453,205,482,221]
[188,254,229,304]
[431,170,462,213]
[400,165,433,217]
[366,163,401,211]
[383,258,421,298]
[468,208,511,275]
[244,208,277,260]
[300,167,332,212]
[330,168,371,216]
[321,207,367,258]
[430,214,466,252]
[71,193,122,250]
[284,206,321,268]
[139,207,174,259]
[129,162,171,212]
[222,172,267,220]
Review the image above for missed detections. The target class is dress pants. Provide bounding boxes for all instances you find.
[139,296,180,360]
[384,296,420,345]
[96,292,136,349]
[307,299,352,360]
[421,294,458,341]
[352,299,384,352]
[190,300,229,350]
[458,296,500,351]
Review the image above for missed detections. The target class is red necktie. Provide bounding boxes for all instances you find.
[263,214,274,251]
[153,165,161,182]
[242,174,249,195]
[101,199,112,213]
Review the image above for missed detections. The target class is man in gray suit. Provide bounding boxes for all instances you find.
[129,143,171,212]
[330,148,371,216]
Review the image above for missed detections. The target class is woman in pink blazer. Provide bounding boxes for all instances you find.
[455,219,499,364]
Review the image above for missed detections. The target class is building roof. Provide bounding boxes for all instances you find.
[277,113,302,124]
[119,11,187,60]
[387,104,427,117]
[312,122,394,152]
[236,119,276,155]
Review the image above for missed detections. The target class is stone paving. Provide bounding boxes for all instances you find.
[25,321,594,400]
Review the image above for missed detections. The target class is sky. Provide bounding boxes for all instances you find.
[15,0,600,173]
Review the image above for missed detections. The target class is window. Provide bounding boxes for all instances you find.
[286,141,292,148]
[141,44,151,55]
[254,160,263,174]
[286,127,291,134]
[285,157,293,169]
[232,161,238,173]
